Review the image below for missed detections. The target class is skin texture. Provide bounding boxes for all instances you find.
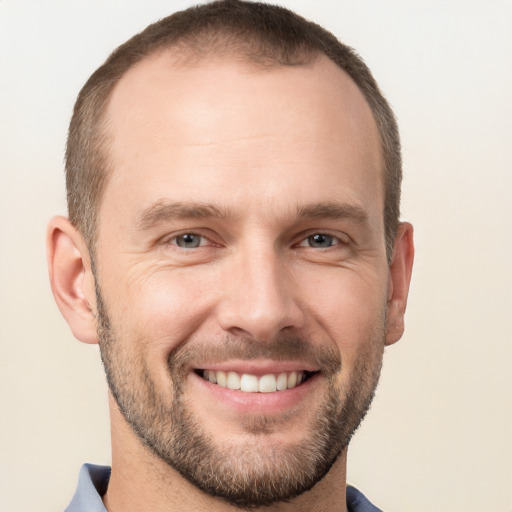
[47,53,414,512]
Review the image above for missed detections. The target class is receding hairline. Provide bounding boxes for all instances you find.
[102,39,322,130]
[102,47,384,207]
[104,44,382,166]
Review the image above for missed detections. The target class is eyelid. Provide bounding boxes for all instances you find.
[295,230,351,248]
[161,230,220,248]
[172,234,208,248]
[158,229,351,249]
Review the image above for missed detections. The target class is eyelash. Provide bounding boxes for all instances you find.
[166,232,217,249]
[164,231,349,250]
[297,233,347,249]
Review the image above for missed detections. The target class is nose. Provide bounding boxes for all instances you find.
[215,244,305,342]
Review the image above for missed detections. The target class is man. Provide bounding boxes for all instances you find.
[47,1,414,511]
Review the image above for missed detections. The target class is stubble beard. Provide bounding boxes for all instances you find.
[95,286,385,509]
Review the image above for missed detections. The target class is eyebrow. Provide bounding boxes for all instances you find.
[136,199,369,230]
[296,202,369,224]
[137,200,232,230]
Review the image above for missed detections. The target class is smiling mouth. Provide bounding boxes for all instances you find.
[195,369,317,393]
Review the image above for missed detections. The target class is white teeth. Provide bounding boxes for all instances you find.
[240,374,259,392]
[227,371,241,390]
[276,373,288,391]
[216,370,227,388]
[258,374,277,393]
[202,370,310,393]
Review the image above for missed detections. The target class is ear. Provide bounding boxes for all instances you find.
[47,216,98,344]
[385,222,414,346]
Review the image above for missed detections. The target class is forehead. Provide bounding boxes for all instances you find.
[102,51,383,226]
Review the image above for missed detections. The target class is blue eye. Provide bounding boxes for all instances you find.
[174,233,203,248]
[304,234,337,248]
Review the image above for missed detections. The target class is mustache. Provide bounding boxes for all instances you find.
[168,333,342,378]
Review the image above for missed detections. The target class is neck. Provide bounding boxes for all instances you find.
[104,397,349,512]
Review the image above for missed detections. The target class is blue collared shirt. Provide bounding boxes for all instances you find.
[65,463,384,511]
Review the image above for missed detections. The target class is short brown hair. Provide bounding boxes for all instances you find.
[66,0,401,258]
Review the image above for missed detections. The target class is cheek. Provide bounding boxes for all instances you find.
[105,265,220,355]
[99,268,219,397]
[300,266,388,353]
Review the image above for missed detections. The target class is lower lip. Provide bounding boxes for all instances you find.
[189,371,320,415]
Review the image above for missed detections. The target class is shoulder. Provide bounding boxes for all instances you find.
[346,485,385,512]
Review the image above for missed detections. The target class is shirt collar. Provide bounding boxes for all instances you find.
[64,463,110,512]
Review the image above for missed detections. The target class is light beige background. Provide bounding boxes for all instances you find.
[1,1,511,511]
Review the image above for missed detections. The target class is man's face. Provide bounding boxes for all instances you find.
[94,53,390,507]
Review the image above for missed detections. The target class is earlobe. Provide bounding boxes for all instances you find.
[47,216,98,344]
[385,222,414,346]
